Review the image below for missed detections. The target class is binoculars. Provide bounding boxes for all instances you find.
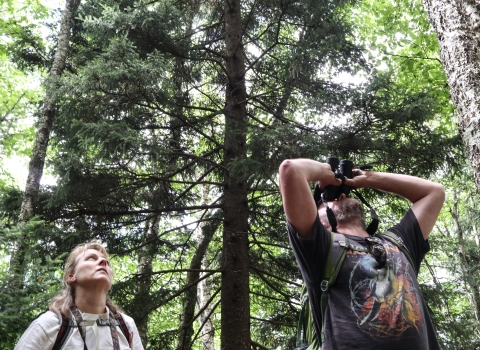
[322,157,354,201]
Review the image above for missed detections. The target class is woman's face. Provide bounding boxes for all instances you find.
[68,248,113,291]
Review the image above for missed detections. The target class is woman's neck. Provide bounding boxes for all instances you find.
[74,292,107,314]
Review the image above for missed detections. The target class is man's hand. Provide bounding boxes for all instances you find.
[317,163,344,190]
[344,168,371,189]
[345,169,444,239]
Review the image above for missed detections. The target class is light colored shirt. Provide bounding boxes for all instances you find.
[14,307,144,350]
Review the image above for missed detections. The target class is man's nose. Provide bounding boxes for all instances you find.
[98,257,108,266]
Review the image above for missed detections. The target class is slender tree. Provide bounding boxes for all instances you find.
[221,0,250,347]
[9,0,81,288]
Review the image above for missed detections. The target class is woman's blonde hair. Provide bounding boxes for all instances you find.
[49,242,121,316]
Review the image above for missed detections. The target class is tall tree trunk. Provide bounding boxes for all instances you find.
[132,215,157,344]
[176,210,220,350]
[221,0,250,347]
[198,254,216,350]
[10,0,81,282]
[19,0,81,221]
[451,192,480,322]
[421,0,480,192]
[198,185,217,350]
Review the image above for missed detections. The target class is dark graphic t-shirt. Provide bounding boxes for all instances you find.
[287,209,440,350]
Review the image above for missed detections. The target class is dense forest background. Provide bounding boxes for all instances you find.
[1,0,480,349]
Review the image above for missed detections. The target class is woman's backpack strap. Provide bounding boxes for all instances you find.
[113,312,132,347]
[52,312,74,350]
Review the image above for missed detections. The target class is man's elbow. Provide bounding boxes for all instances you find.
[278,159,298,185]
[433,182,446,203]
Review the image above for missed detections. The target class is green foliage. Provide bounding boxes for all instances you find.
[0,218,65,348]
[1,0,475,348]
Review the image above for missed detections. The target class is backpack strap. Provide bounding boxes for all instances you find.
[52,312,74,350]
[113,312,132,347]
[375,231,437,321]
[296,232,349,347]
[296,285,310,346]
[318,232,350,343]
[375,230,417,275]
[320,233,348,292]
[51,310,132,350]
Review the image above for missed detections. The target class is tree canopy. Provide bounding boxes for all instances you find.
[1,0,479,349]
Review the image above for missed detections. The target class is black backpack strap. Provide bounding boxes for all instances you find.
[50,310,132,349]
[351,189,379,235]
[52,312,74,350]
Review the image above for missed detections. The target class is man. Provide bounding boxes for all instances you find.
[279,158,445,349]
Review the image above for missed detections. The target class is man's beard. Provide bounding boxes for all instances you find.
[319,198,366,229]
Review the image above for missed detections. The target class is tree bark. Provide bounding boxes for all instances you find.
[10,0,81,282]
[221,0,250,347]
[19,0,81,221]
[198,185,218,350]
[132,215,157,344]
[198,254,216,350]
[422,0,480,192]
[451,192,480,322]
[176,210,220,350]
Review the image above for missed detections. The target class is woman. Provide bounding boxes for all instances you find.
[15,242,144,350]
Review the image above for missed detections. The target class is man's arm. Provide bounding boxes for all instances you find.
[346,170,445,239]
[278,159,341,239]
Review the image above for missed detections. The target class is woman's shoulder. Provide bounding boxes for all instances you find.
[14,311,62,349]
[34,310,63,327]
[117,312,136,325]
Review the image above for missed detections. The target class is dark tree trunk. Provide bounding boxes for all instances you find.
[221,0,250,347]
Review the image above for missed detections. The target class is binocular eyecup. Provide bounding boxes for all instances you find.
[321,157,353,202]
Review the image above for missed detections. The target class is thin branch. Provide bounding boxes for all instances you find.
[250,340,271,350]
[68,204,224,217]
[150,270,219,312]
[1,92,26,123]
[250,316,295,328]
[250,290,300,307]
[249,240,290,250]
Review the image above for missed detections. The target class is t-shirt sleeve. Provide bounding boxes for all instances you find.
[14,311,60,350]
[388,208,430,272]
[286,215,331,285]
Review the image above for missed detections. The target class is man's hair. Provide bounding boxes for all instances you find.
[49,242,122,316]
[319,198,367,230]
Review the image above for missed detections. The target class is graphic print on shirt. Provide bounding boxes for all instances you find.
[348,242,422,339]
